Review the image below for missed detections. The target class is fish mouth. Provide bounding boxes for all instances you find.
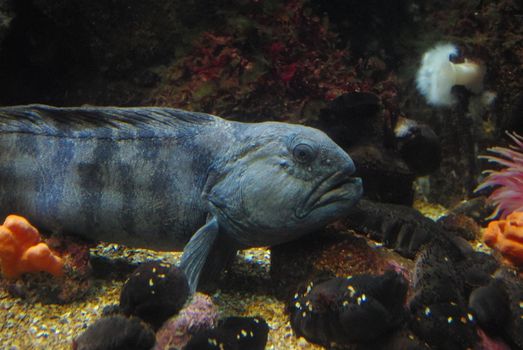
[296,169,363,219]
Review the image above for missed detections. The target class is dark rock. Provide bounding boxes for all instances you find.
[409,281,465,316]
[455,251,499,296]
[318,92,382,148]
[73,315,155,350]
[218,317,269,350]
[394,116,441,176]
[495,269,523,349]
[369,328,432,350]
[469,278,510,335]
[344,199,437,258]
[437,213,481,241]
[410,238,466,307]
[182,329,236,350]
[409,301,478,350]
[409,247,499,350]
[447,196,495,225]
[290,277,348,346]
[120,261,189,329]
[289,271,408,347]
[350,144,415,205]
[409,236,480,349]
[182,316,269,350]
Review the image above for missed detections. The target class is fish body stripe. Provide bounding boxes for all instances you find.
[0,122,215,249]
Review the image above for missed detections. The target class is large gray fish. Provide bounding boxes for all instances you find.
[0,105,362,291]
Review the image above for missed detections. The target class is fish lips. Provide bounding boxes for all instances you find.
[296,170,363,219]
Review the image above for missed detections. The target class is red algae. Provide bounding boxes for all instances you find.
[150,0,398,121]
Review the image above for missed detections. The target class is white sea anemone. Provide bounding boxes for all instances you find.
[416,43,485,106]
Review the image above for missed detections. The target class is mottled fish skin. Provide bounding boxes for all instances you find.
[0,105,362,290]
[0,106,225,249]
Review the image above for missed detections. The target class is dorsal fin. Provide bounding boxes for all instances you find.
[0,104,216,139]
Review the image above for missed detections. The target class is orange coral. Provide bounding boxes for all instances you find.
[484,211,523,266]
[0,215,63,278]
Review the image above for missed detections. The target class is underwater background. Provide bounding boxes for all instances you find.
[0,0,522,349]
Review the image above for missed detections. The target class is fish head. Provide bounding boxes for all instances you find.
[206,122,363,247]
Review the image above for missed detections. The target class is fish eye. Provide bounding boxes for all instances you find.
[292,143,316,164]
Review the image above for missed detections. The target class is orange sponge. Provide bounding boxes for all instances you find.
[0,215,63,278]
[484,212,523,266]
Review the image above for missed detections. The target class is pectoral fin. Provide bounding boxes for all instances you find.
[180,216,238,293]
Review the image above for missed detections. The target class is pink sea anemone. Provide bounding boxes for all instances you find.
[476,132,523,219]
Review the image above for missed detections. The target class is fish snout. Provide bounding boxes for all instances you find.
[297,166,363,219]
[329,168,363,201]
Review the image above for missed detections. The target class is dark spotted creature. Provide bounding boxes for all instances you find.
[0,105,362,292]
[371,328,432,350]
[393,115,441,176]
[410,301,477,350]
[289,271,408,347]
[454,251,499,295]
[217,316,269,350]
[119,261,189,329]
[468,278,510,335]
[183,330,234,350]
[344,199,438,258]
[73,315,155,350]
[183,316,269,350]
[409,238,479,350]
[492,269,523,349]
